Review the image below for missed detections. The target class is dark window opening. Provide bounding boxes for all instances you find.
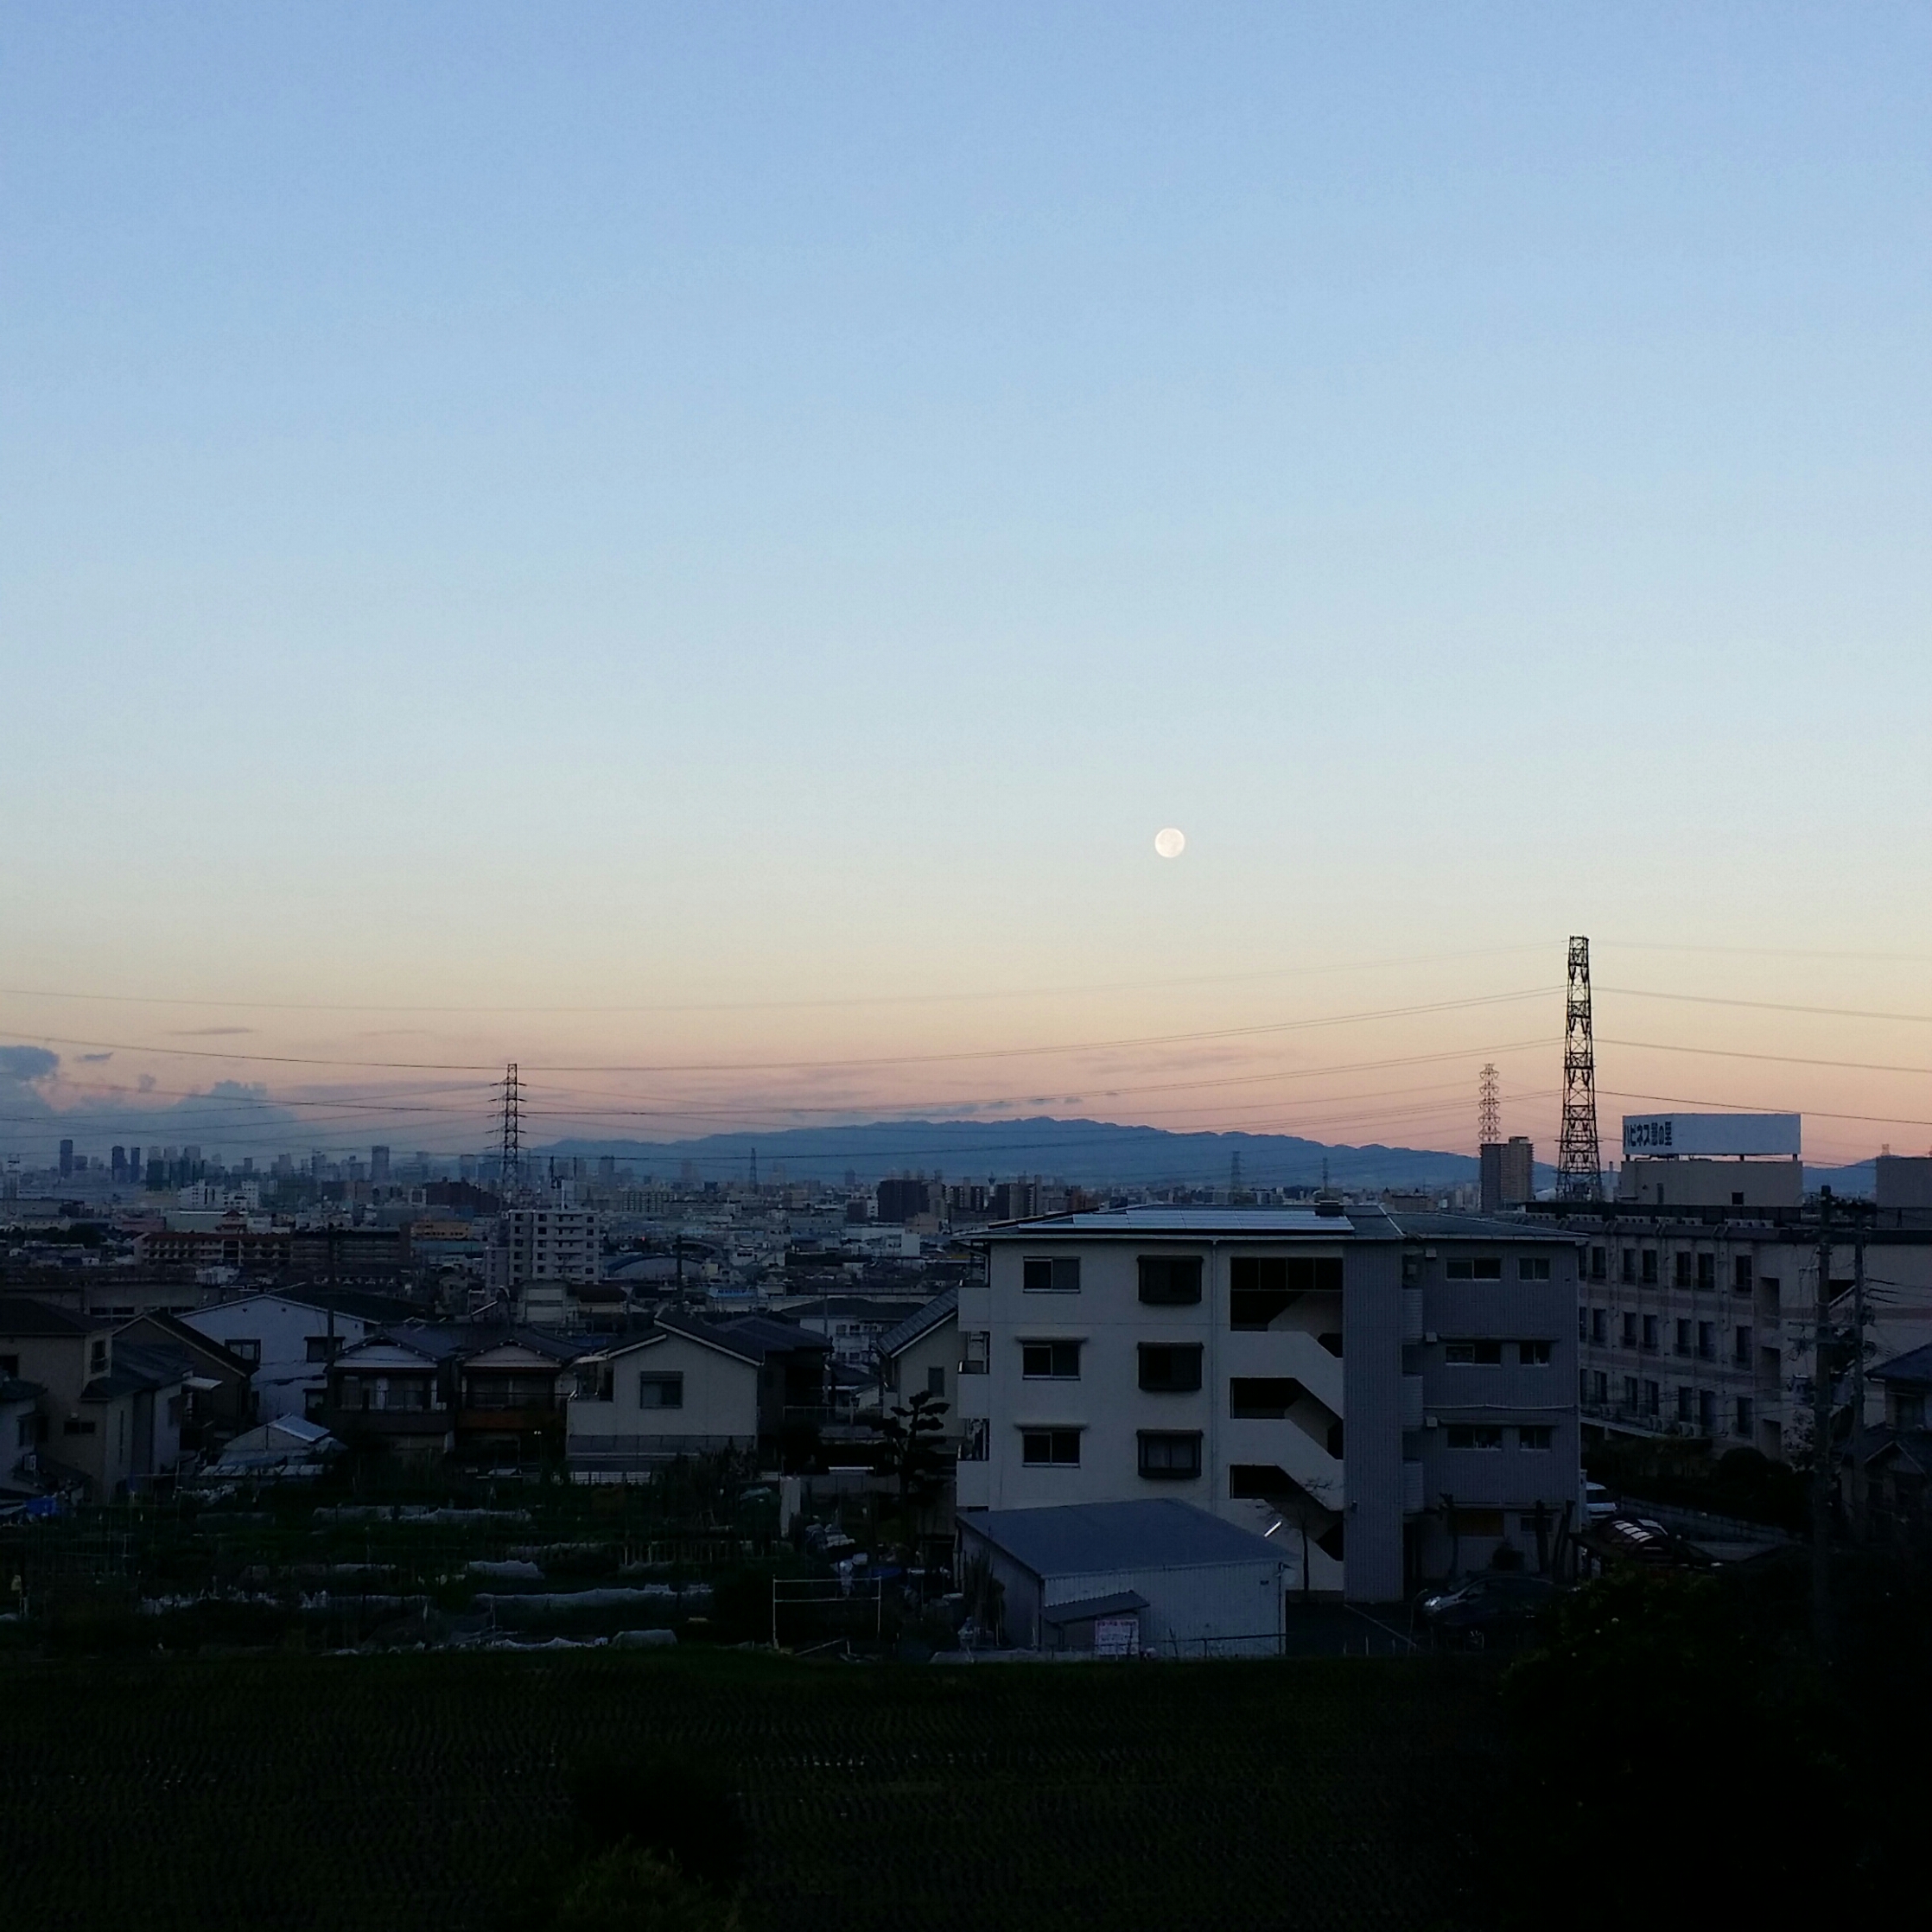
[1022,1256,1081,1294]
[1518,1257,1552,1281]
[1519,1339,1553,1366]
[1137,1343,1203,1392]
[1137,1431,1202,1479]
[1518,1426,1554,1450]
[1138,1255,1204,1305]
[1444,1341,1503,1366]
[1733,1255,1753,1293]
[638,1373,683,1409]
[1021,1341,1082,1380]
[1445,1256,1504,1281]
[1445,1425,1503,1450]
[1021,1429,1081,1466]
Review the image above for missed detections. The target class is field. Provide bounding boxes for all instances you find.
[0,1649,1499,1932]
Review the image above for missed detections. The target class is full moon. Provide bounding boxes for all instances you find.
[1153,827,1186,859]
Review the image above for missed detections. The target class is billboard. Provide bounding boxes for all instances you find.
[1621,1113,1801,1159]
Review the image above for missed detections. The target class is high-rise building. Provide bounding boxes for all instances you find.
[111,1146,127,1183]
[1479,1138,1535,1211]
[370,1146,391,1185]
[58,1139,74,1176]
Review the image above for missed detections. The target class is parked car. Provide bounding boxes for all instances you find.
[1585,1481,1619,1522]
[1416,1573,1564,1645]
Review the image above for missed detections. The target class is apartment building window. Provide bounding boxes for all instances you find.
[1621,1249,1636,1286]
[1021,1429,1081,1466]
[1734,1255,1754,1293]
[1445,1256,1503,1281]
[960,1331,990,1374]
[1445,1341,1503,1366]
[1675,1319,1692,1357]
[1518,1257,1552,1281]
[1592,1370,1608,1405]
[1517,1426,1554,1451]
[1697,1322,1716,1362]
[305,1336,341,1363]
[1519,1340,1552,1366]
[926,1366,946,1398]
[1138,1256,1203,1305]
[1678,1387,1694,1423]
[1643,1379,1660,1415]
[1735,1396,1754,1436]
[1445,1425,1503,1449]
[1230,1377,1300,1418]
[1137,1431,1202,1479]
[1642,1251,1658,1286]
[1590,1308,1607,1345]
[638,1374,683,1409]
[1021,1341,1082,1380]
[230,1338,262,1366]
[1589,1248,1606,1282]
[1621,1312,1637,1348]
[1137,1343,1202,1393]
[1760,1275,1781,1312]
[958,1418,988,1461]
[1733,1325,1753,1366]
[1699,1389,1717,1433]
[1023,1257,1081,1293]
[1623,1375,1639,1408]
[1642,1315,1659,1352]
[63,1417,98,1437]
[1697,1253,1716,1290]
[1675,1252,1694,1288]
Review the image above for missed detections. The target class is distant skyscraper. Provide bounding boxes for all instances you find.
[58,1139,73,1176]
[111,1146,127,1183]
[370,1146,391,1185]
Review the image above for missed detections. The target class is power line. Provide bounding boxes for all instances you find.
[0,943,1554,1017]
[1,987,1557,1077]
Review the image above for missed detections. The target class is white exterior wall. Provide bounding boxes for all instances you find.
[182,1296,374,1422]
[884,1313,961,1442]
[567,1331,759,1470]
[961,1236,1347,1593]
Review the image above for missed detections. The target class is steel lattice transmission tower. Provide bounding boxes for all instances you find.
[498,1062,524,1203]
[1478,1064,1502,1147]
[1556,938,1602,1198]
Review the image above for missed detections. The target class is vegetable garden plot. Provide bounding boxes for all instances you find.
[0,1650,1500,1932]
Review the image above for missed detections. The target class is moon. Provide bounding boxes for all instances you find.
[1153,827,1186,859]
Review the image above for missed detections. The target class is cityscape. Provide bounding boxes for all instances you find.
[5,9,1931,1932]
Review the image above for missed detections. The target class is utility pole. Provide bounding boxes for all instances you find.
[1850,1207,1869,1545]
[1810,1188,1834,1660]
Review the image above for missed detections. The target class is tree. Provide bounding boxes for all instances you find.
[872,1388,950,1518]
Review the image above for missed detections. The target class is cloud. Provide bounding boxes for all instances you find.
[137,1074,156,1093]
[0,1045,59,1084]
[78,1051,113,1064]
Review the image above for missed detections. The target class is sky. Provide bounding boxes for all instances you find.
[3,4,1932,1168]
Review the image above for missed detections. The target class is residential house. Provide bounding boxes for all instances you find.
[567,1311,830,1478]
[182,1289,416,1422]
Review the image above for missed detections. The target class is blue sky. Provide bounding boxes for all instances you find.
[3,6,1932,1161]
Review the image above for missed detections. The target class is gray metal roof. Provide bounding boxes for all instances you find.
[980,1206,1574,1245]
[1040,1589,1148,1624]
[962,1499,1283,1579]
[982,1208,1357,1241]
[1872,1342,1932,1388]
[876,1287,958,1357]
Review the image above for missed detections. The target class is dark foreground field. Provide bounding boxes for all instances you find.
[0,1650,1497,1932]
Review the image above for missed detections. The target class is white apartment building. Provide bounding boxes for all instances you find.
[956,1206,1583,1602]
[499,1207,603,1325]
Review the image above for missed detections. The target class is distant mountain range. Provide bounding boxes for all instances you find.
[540,1115,1483,1192]
[539,1117,1884,1198]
